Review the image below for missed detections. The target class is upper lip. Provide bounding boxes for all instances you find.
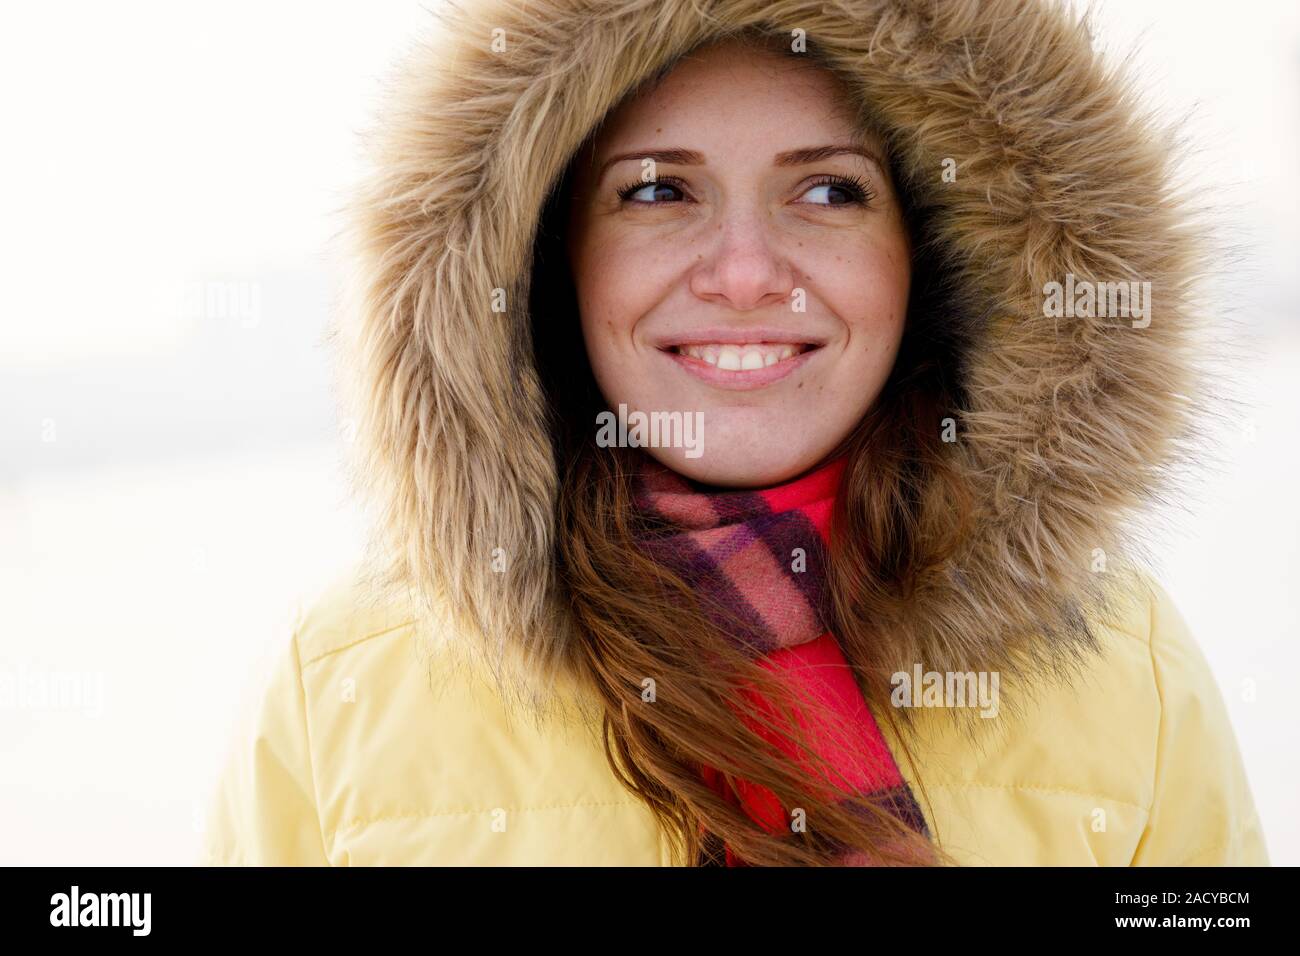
[652,327,828,349]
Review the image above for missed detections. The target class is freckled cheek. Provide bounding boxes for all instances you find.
[578,238,681,347]
[829,251,911,347]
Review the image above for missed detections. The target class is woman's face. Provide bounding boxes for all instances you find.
[565,39,911,487]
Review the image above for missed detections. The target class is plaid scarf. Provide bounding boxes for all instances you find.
[630,453,930,865]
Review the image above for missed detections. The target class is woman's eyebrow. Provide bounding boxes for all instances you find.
[774,144,885,172]
[597,147,705,177]
[597,144,884,178]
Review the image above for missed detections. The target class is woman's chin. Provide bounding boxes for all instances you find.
[642,444,829,489]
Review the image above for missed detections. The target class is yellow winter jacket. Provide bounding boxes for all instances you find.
[200,565,1267,866]
[202,0,1270,865]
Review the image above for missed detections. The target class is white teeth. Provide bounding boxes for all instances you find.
[673,342,807,370]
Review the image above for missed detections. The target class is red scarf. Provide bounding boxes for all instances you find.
[631,454,930,865]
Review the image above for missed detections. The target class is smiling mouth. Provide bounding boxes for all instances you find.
[666,342,818,370]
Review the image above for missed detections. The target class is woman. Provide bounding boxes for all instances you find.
[202,0,1268,866]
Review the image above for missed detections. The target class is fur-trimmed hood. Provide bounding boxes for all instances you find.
[331,0,1210,722]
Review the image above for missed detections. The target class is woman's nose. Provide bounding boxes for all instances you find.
[687,212,797,312]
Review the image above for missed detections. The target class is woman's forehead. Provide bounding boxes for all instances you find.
[572,52,887,189]
[602,42,860,139]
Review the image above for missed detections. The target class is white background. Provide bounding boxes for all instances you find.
[1,0,1297,865]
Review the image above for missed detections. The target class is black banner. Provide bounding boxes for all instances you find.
[0,865,1282,940]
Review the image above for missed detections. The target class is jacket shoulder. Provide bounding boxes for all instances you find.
[1075,569,1269,865]
[199,564,421,866]
[1123,573,1270,865]
[264,566,661,865]
[292,565,419,667]
[888,569,1269,866]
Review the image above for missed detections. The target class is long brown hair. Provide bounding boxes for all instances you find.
[528,29,973,866]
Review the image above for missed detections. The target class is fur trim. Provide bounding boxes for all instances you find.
[329,0,1212,725]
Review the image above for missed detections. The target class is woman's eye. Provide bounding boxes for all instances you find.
[615,175,873,206]
[802,183,852,205]
[799,175,874,207]
[617,179,686,204]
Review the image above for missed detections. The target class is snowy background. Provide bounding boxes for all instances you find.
[1,0,1297,865]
